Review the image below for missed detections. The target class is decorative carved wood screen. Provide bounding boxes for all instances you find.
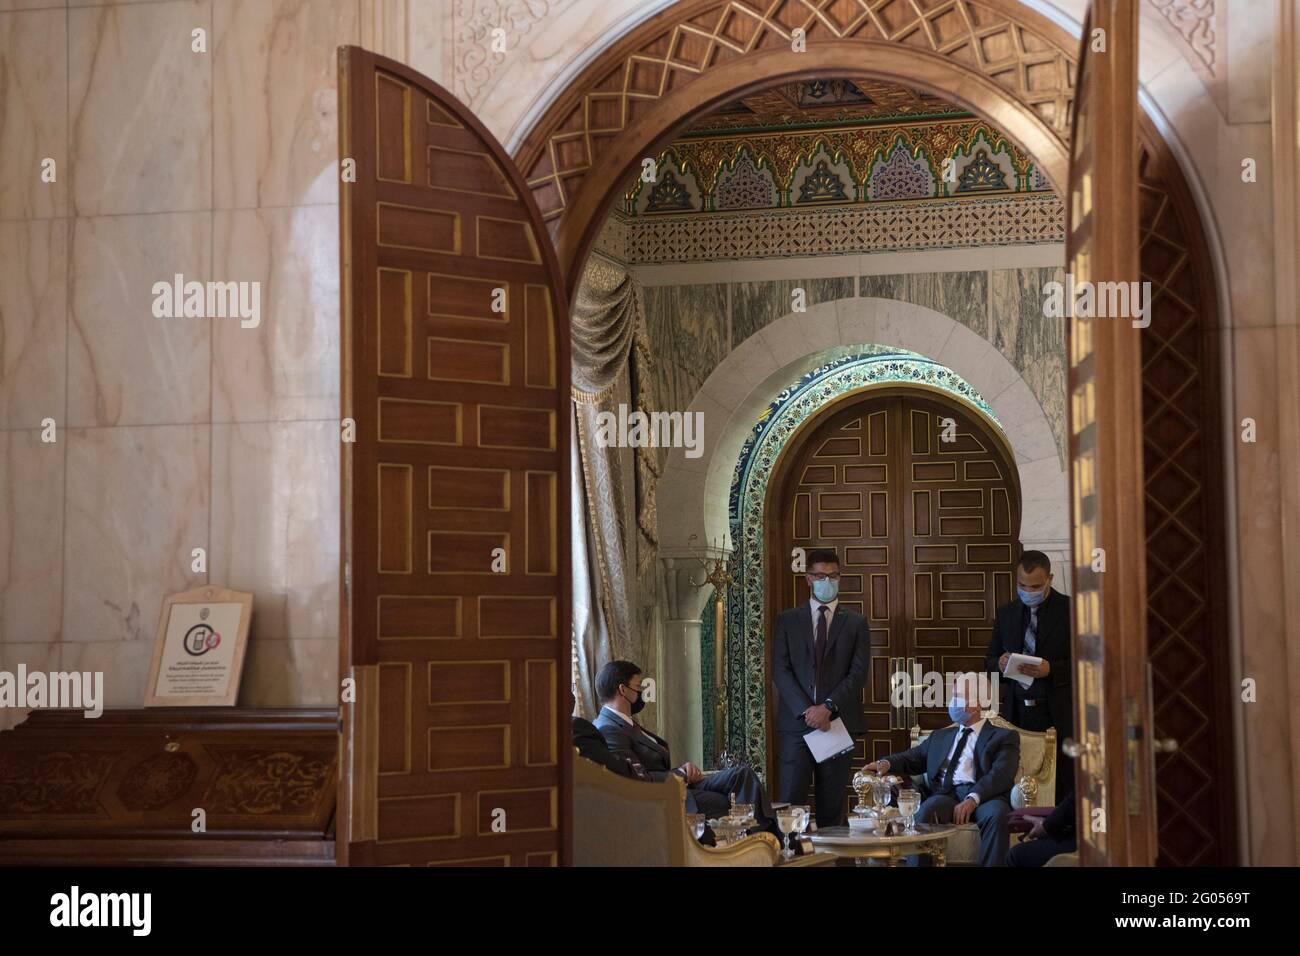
[1065,3,1156,866]
[769,388,1020,803]
[338,47,570,866]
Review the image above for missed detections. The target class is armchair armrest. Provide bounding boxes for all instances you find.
[685,831,781,867]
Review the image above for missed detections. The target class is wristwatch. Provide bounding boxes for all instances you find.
[823,698,838,717]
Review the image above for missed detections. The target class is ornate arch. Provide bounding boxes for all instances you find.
[514,0,1076,284]
[516,0,1234,864]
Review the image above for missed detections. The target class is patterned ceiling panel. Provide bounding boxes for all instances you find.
[624,117,1051,217]
[689,78,970,133]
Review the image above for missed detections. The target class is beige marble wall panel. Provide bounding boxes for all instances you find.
[1227,0,1273,124]
[213,0,358,209]
[0,430,64,646]
[212,206,339,421]
[0,9,68,219]
[69,0,212,216]
[209,421,339,643]
[0,219,67,428]
[239,636,335,705]
[63,424,208,643]
[1230,323,1292,863]
[61,639,154,709]
[466,0,654,147]
[0,641,61,731]
[69,211,211,427]
[0,2,67,12]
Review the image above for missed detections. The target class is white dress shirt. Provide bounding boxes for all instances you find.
[605,705,634,726]
[938,718,986,804]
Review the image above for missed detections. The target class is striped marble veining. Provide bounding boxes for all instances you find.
[729,276,854,347]
[859,270,989,336]
[643,283,729,416]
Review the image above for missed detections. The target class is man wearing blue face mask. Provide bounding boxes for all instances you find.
[772,548,871,828]
[985,550,1073,801]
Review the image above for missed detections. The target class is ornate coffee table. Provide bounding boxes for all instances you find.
[809,823,957,866]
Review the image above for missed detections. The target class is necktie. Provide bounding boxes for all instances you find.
[941,727,973,791]
[814,605,829,700]
[1025,607,1038,656]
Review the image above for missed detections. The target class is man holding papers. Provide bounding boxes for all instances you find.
[984,550,1073,800]
[772,548,870,828]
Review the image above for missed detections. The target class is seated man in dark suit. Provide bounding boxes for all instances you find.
[572,714,648,779]
[1007,791,1077,866]
[591,660,775,832]
[863,671,1020,866]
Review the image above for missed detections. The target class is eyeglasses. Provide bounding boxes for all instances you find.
[808,572,841,581]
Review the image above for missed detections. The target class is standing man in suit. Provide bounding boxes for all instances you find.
[591,660,776,830]
[985,549,1073,801]
[772,548,871,829]
[864,672,1020,866]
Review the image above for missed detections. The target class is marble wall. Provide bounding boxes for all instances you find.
[641,265,1068,467]
[0,0,371,728]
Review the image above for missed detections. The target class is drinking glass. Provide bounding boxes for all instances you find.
[776,808,798,859]
[686,812,706,842]
[871,780,890,817]
[898,789,921,834]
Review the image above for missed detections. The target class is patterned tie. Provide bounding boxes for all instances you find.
[1025,606,1038,656]
[941,727,973,791]
[814,605,829,700]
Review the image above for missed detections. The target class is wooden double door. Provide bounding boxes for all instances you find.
[767,387,1021,796]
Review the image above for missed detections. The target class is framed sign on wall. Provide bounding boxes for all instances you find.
[144,586,253,707]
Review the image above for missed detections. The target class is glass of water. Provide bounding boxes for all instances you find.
[776,807,798,859]
[686,813,706,842]
[898,789,921,834]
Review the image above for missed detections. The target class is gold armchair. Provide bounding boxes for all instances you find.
[907,714,1056,807]
[987,713,1056,809]
[904,715,1057,864]
[572,749,782,866]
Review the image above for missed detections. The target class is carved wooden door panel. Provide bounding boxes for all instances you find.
[1065,4,1155,865]
[338,47,569,866]
[773,388,1019,810]
[899,396,1019,736]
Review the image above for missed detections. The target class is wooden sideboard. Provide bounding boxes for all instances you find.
[0,708,337,866]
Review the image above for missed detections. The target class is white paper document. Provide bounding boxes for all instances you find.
[803,718,854,763]
[1005,653,1044,689]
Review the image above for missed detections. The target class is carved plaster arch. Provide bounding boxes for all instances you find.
[656,297,1070,574]
[513,0,1076,284]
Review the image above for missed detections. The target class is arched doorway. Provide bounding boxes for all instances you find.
[507,0,1233,865]
[763,385,1020,801]
[338,0,1235,868]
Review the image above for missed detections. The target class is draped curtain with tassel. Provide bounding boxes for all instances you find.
[569,257,659,717]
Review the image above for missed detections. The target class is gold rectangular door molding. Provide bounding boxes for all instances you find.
[338,46,571,867]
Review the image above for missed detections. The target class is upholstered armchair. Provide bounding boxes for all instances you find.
[572,749,782,866]
[991,714,1056,809]
[905,714,1057,865]
[906,714,1056,808]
